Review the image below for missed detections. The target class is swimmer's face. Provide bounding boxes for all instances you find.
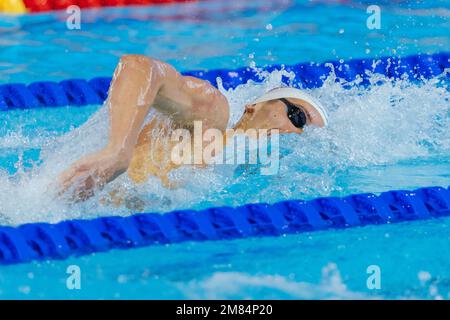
[235,98,316,133]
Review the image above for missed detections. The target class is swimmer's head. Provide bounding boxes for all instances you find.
[234,87,328,133]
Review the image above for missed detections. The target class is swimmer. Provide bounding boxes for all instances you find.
[58,55,328,201]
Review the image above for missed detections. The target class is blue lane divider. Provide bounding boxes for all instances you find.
[0,54,449,265]
[0,52,449,110]
[0,186,449,265]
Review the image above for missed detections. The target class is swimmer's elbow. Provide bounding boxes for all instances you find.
[110,54,167,108]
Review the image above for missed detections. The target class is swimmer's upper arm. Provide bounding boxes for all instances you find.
[108,55,163,108]
[106,55,199,155]
[119,56,225,125]
[154,61,226,124]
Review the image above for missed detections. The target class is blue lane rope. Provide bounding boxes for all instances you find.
[0,53,449,264]
[0,186,449,264]
[0,52,449,110]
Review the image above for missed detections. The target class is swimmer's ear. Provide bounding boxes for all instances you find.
[245,104,256,113]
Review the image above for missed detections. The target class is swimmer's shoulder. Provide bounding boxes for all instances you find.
[126,55,230,130]
[177,75,229,130]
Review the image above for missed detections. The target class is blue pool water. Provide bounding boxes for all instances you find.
[0,0,449,299]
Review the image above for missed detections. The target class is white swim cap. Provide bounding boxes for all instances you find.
[252,87,328,127]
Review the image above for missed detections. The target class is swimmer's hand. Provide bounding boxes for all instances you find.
[57,149,129,202]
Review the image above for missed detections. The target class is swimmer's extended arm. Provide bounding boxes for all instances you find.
[57,55,195,200]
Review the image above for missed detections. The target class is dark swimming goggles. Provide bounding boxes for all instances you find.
[280,98,307,129]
